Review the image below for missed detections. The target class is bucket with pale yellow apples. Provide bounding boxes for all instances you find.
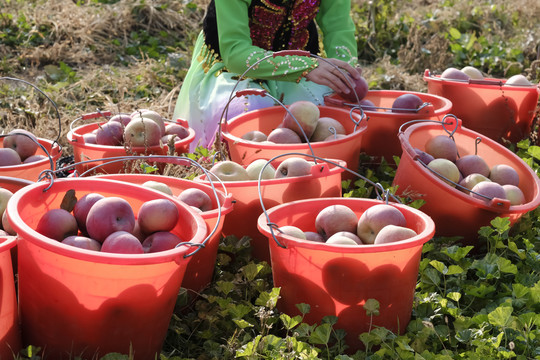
[0,77,63,181]
[393,114,540,245]
[423,69,540,143]
[5,176,208,360]
[324,89,453,164]
[256,194,435,354]
[67,109,195,175]
[194,154,347,263]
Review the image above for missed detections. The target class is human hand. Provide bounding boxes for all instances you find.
[305,58,362,95]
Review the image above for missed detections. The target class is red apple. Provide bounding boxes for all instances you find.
[82,132,98,144]
[2,129,39,161]
[101,231,144,254]
[424,135,458,162]
[304,231,325,243]
[73,192,106,235]
[142,231,183,253]
[36,208,79,241]
[165,123,190,140]
[337,76,369,103]
[391,94,424,113]
[109,114,132,126]
[414,148,435,165]
[137,198,179,235]
[95,121,124,146]
[356,204,406,244]
[62,235,102,251]
[0,148,22,166]
[177,188,213,212]
[86,196,136,243]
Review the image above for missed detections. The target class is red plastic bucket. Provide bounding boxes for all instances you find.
[393,117,540,244]
[195,158,346,263]
[93,173,234,294]
[67,112,195,174]
[220,106,367,179]
[257,197,435,352]
[0,137,61,181]
[0,236,21,360]
[324,90,453,163]
[5,177,207,360]
[423,69,540,143]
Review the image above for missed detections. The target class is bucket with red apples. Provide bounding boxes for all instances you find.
[0,77,63,181]
[4,175,208,360]
[423,68,540,143]
[67,109,195,175]
[392,114,540,245]
[256,193,435,353]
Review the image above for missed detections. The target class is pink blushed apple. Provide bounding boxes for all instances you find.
[3,129,39,161]
[101,231,144,254]
[274,157,312,178]
[470,181,507,202]
[36,208,79,241]
[304,231,325,243]
[326,231,362,245]
[373,225,417,245]
[177,188,213,212]
[356,204,406,244]
[489,164,520,186]
[62,235,102,251]
[123,117,162,147]
[456,154,490,178]
[137,198,179,235]
[109,114,132,126]
[86,196,136,243]
[391,94,424,113]
[441,67,471,81]
[23,154,47,164]
[424,135,458,162]
[165,123,190,140]
[315,204,358,240]
[241,130,268,142]
[132,109,166,135]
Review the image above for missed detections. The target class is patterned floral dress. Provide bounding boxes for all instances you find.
[173,0,357,151]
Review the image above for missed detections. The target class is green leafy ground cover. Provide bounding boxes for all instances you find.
[1,0,540,359]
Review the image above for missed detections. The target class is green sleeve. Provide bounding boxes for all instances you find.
[317,0,358,66]
[214,0,317,82]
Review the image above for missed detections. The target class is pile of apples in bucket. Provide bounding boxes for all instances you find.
[276,202,417,246]
[414,135,525,205]
[0,129,47,166]
[83,109,190,147]
[8,182,215,254]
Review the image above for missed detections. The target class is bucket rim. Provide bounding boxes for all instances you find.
[0,137,62,171]
[0,236,17,251]
[6,177,208,265]
[398,120,540,213]
[0,176,35,188]
[257,197,435,253]
[221,105,367,148]
[423,70,540,93]
[325,89,454,117]
[194,158,347,187]
[93,173,235,219]
[66,120,196,150]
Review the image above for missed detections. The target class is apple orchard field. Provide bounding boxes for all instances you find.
[1,0,540,359]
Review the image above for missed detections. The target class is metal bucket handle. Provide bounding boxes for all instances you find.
[38,155,227,259]
[0,76,62,145]
[254,152,401,249]
[216,49,367,160]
